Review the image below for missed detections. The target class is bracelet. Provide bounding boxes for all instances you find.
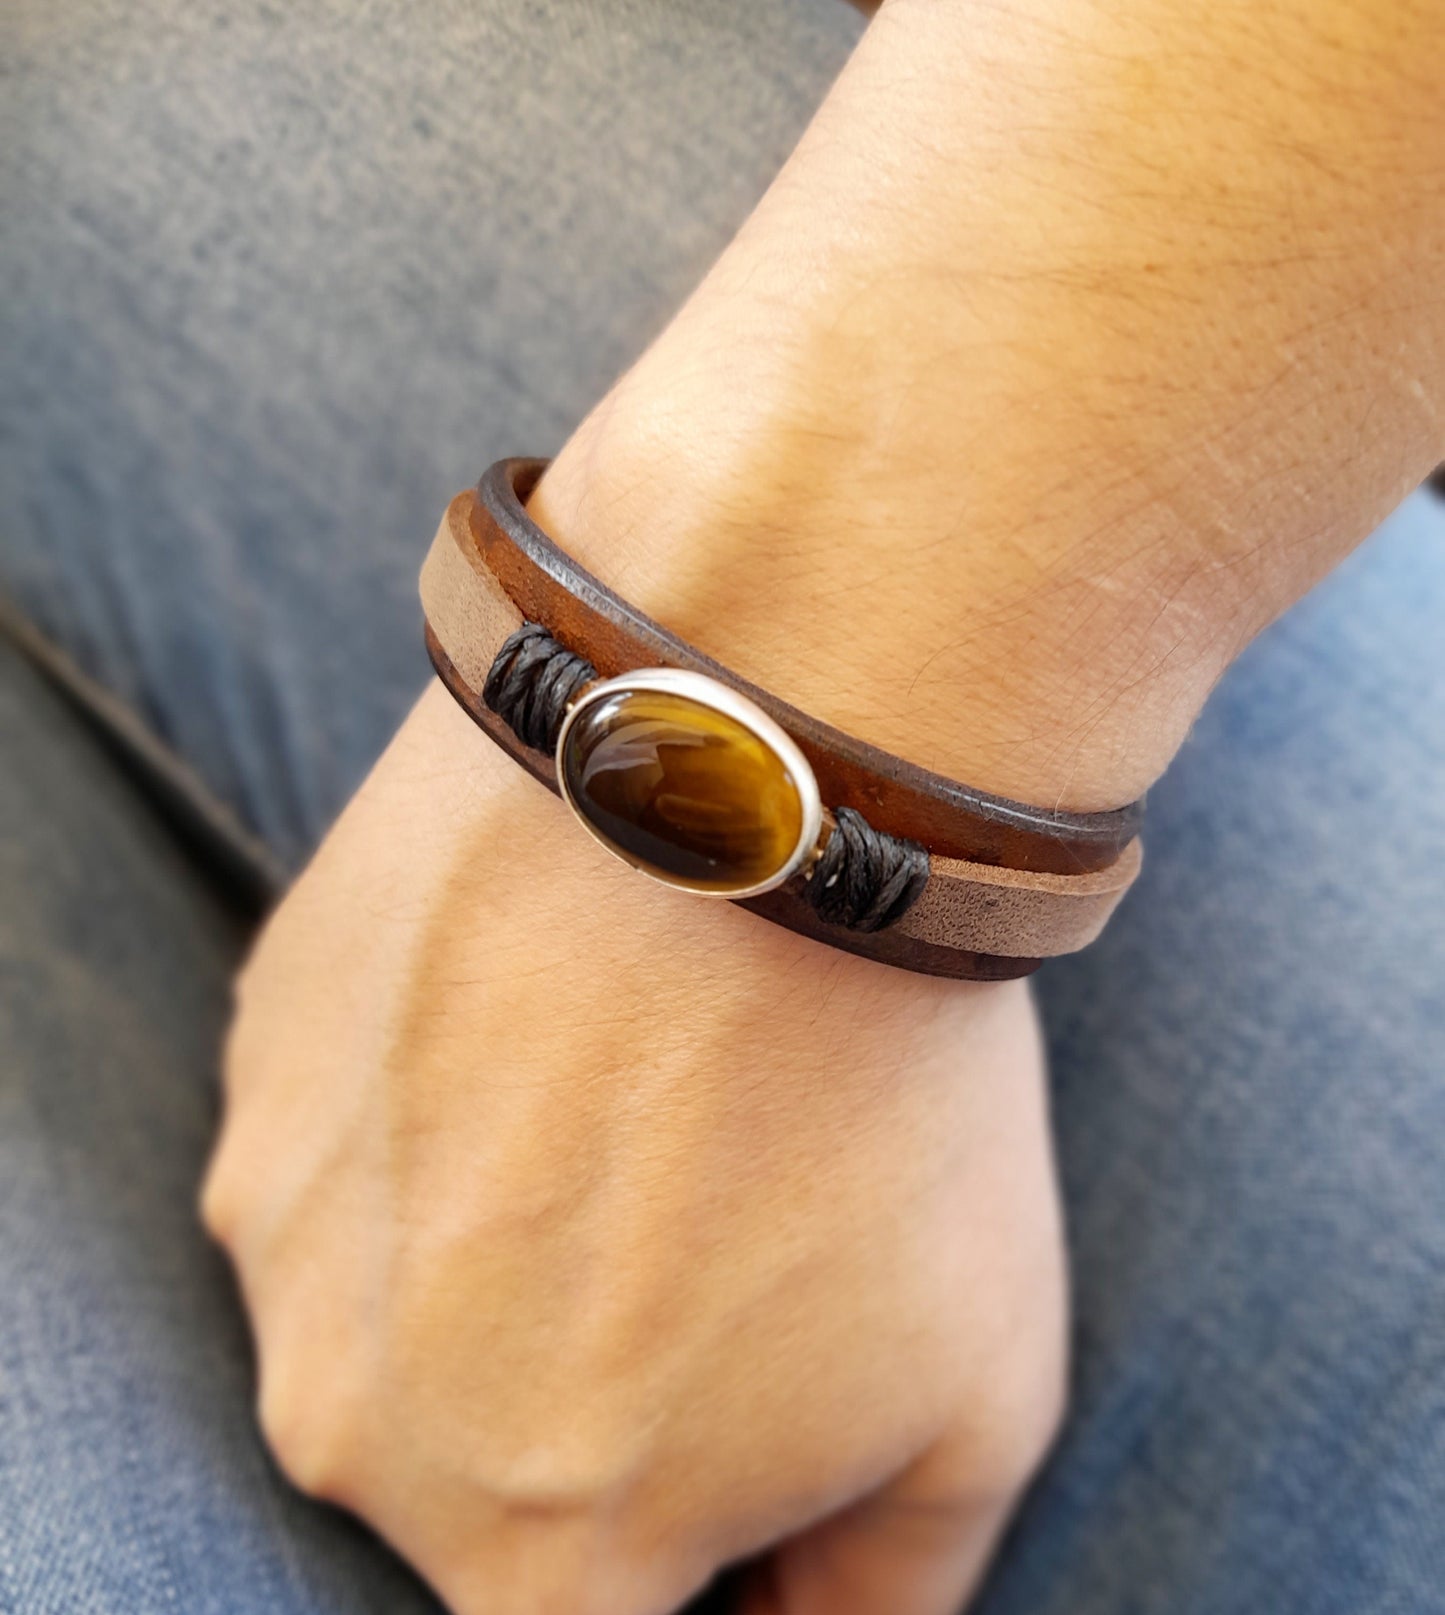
[420,459,1143,981]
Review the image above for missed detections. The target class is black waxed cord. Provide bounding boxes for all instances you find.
[804,806,930,932]
[481,624,930,932]
[482,622,596,753]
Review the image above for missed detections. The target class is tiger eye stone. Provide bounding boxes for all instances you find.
[559,687,806,892]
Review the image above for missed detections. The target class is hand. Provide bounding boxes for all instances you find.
[205,0,1442,1608]
[203,680,1067,1615]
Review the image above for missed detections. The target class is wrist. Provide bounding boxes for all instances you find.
[526,0,1441,814]
[531,391,1209,815]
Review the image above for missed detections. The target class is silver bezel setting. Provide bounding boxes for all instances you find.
[554,666,824,900]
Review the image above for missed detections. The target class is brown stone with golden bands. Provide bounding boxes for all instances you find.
[558,683,810,895]
[420,471,1146,976]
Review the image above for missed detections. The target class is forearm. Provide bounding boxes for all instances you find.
[535,0,1444,809]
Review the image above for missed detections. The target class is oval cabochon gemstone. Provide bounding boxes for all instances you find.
[560,688,806,893]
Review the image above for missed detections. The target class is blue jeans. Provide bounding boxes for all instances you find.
[3,4,1442,1611]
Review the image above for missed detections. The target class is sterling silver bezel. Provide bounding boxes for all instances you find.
[554,666,824,900]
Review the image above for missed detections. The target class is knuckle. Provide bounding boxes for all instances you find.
[197,1159,238,1246]
[960,1253,1071,1495]
[489,1438,634,1518]
[256,1363,361,1502]
[968,1343,1069,1496]
[1001,1380,1067,1490]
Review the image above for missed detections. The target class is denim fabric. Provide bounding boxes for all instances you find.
[1015,501,1445,1615]
[3,3,1443,1613]
[2,0,863,872]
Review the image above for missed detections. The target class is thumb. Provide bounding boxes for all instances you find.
[735,1432,1027,1615]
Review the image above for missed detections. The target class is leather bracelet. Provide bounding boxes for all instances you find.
[420,459,1143,981]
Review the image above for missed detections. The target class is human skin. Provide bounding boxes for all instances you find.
[201,3,1444,1613]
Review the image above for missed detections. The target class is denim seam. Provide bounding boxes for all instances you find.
[0,588,286,915]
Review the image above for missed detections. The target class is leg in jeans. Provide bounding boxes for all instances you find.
[992,494,1445,1615]
[3,3,1441,1610]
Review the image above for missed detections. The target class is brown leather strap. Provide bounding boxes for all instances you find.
[420,464,1145,981]
[468,461,1140,875]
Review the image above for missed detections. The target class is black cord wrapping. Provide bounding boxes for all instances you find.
[482,622,596,753]
[480,625,930,932]
[805,806,931,932]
